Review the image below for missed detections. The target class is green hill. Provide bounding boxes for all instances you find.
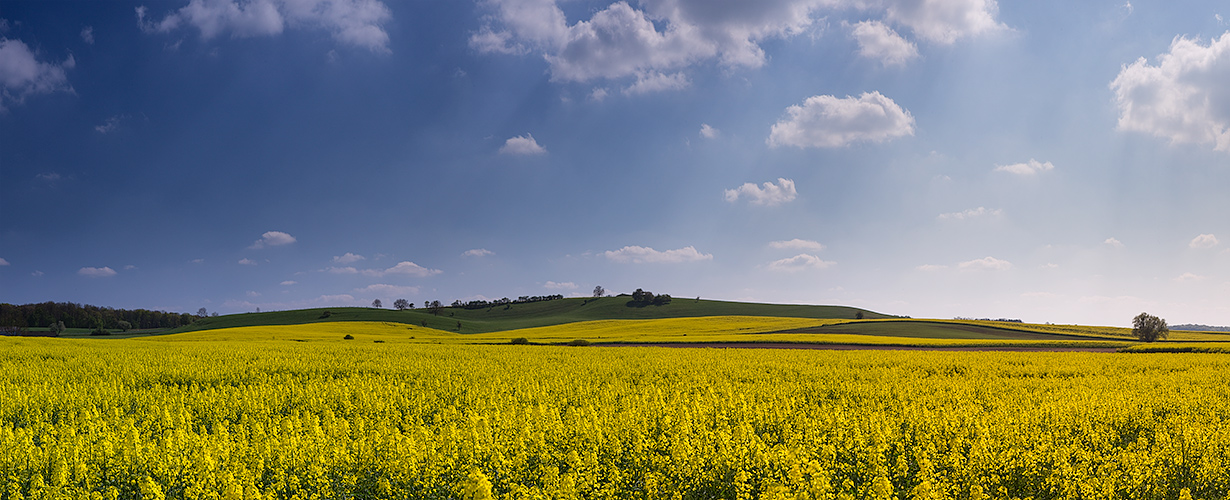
[171,297,893,335]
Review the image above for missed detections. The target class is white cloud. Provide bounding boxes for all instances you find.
[588,87,609,101]
[472,0,1002,91]
[136,0,393,52]
[249,230,296,249]
[603,245,713,264]
[957,256,1012,271]
[916,264,948,271]
[623,71,690,95]
[1040,263,1059,269]
[994,159,1054,175]
[768,92,915,148]
[280,280,297,285]
[937,207,1003,220]
[882,0,1005,44]
[326,266,357,274]
[699,123,719,139]
[374,261,442,278]
[499,134,547,155]
[0,257,9,266]
[31,270,44,277]
[81,26,95,44]
[850,20,917,66]
[724,178,797,206]
[238,258,257,266]
[354,283,420,296]
[35,172,63,182]
[1190,233,1219,249]
[95,116,123,134]
[123,265,137,270]
[1175,272,1206,282]
[0,38,75,110]
[462,248,494,258]
[1110,32,1230,152]
[768,239,825,251]
[78,266,117,277]
[246,291,261,297]
[544,281,578,290]
[333,252,365,264]
[766,254,835,272]
[190,258,205,264]
[1104,237,1124,248]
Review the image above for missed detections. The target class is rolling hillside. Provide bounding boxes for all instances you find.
[170,297,892,335]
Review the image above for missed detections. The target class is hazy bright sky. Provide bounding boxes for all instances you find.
[2,0,1228,326]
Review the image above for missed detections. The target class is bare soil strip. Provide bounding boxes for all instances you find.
[597,342,1122,352]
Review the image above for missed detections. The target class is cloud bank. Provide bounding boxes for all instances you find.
[136,0,394,52]
[603,245,713,264]
[724,178,797,206]
[768,92,914,148]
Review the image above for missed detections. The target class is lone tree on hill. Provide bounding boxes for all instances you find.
[393,298,410,310]
[593,285,605,298]
[1132,312,1169,342]
[371,299,383,309]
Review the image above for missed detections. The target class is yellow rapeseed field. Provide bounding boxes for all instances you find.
[2,333,1228,499]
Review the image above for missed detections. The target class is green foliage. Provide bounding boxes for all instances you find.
[343,334,355,340]
[565,339,591,346]
[1133,312,1169,342]
[510,337,529,345]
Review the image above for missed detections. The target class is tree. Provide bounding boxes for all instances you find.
[855,311,864,320]
[197,307,208,319]
[1133,312,1169,342]
[593,285,605,298]
[372,299,383,308]
[393,298,410,310]
[429,300,443,315]
[117,320,131,332]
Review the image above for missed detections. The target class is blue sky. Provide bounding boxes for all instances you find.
[1,0,1228,326]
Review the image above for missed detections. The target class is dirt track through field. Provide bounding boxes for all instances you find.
[598,342,1122,352]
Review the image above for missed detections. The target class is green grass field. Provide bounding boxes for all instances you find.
[168,297,890,334]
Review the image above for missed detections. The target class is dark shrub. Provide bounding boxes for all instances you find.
[510,337,529,345]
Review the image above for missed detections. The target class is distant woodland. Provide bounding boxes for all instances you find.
[0,302,193,330]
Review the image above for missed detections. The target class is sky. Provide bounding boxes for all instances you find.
[1,0,1228,327]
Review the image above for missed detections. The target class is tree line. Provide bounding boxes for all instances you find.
[0,302,194,331]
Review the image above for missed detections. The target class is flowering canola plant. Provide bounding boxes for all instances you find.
[1,336,1228,499]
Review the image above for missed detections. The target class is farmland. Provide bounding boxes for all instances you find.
[3,335,1230,499]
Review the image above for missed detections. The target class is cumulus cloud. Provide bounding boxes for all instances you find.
[768,92,914,148]
[354,283,420,296]
[699,123,719,139]
[1110,32,1230,152]
[499,134,547,155]
[544,281,578,289]
[916,264,948,271]
[1175,272,1206,282]
[238,258,257,266]
[957,256,1012,271]
[0,257,9,266]
[280,280,297,285]
[850,20,917,66]
[136,0,393,52]
[373,261,442,277]
[882,0,1005,44]
[603,245,713,264]
[249,230,296,249]
[994,159,1054,175]
[724,178,797,206]
[766,254,835,272]
[78,266,117,277]
[623,71,689,95]
[472,0,1003,89]
[462,248,494,257]
[769,239,825,251]
[938,207,1003,220]
[81,26,95,44]
[588,87,609,101]
[0,38,75,110]
[333,252,365,264]
[1190,233,1219,249]
[1104,237,1124,248]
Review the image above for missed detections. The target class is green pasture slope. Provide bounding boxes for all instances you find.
[171,297,891,335]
